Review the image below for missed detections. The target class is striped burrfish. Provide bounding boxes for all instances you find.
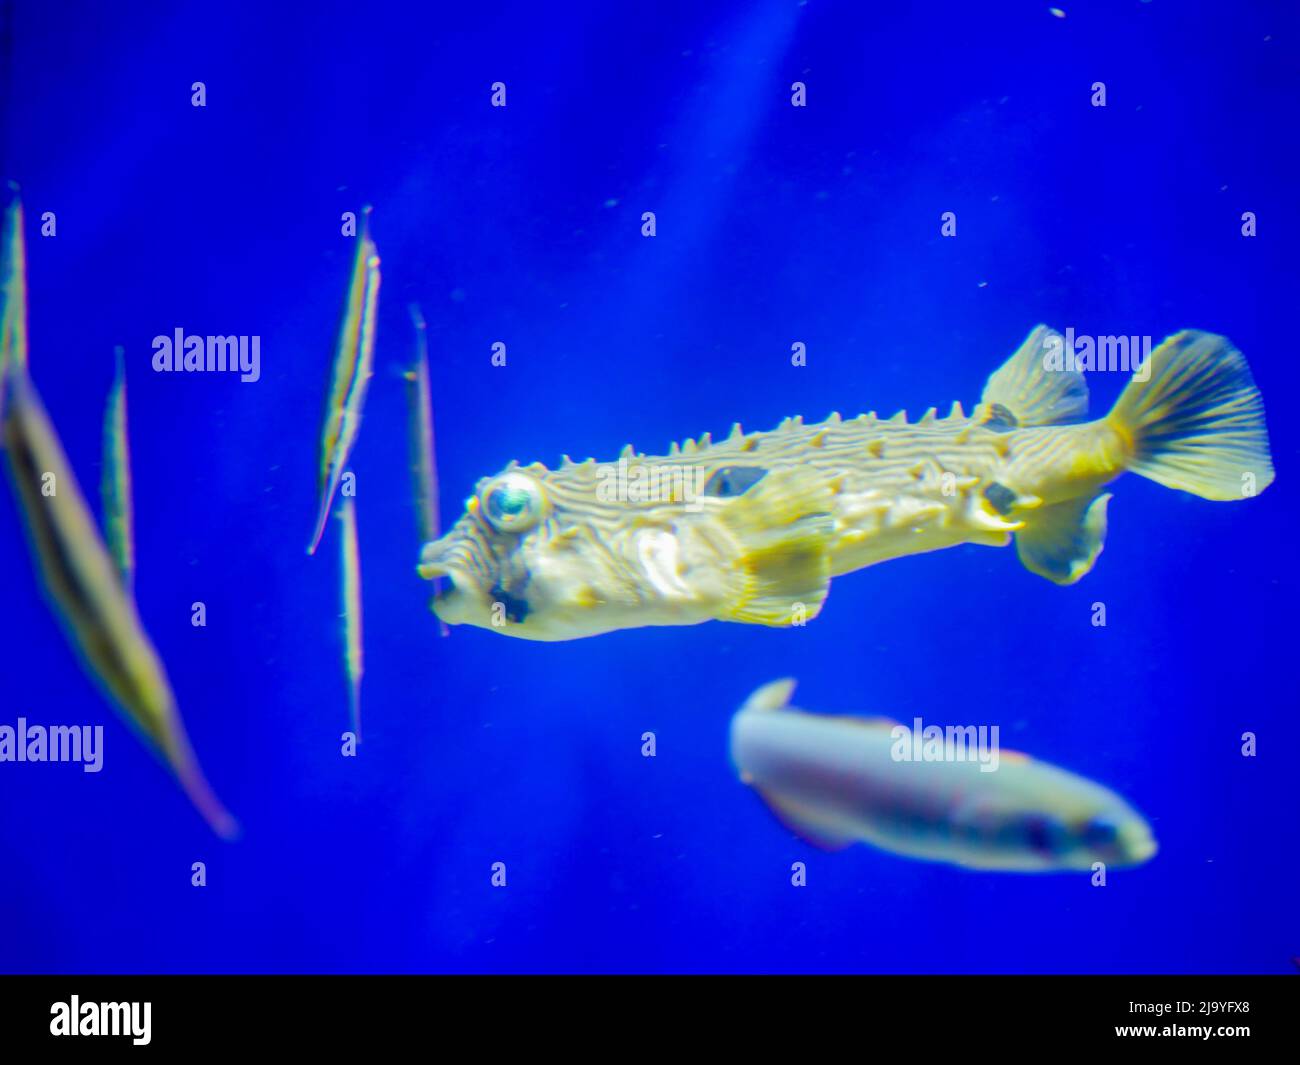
[731,679,1157,872]
[418,327,1273,640]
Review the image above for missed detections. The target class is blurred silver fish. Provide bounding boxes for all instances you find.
[731,679,1156,872]
[2,369,237,838]
[0,193,235,837]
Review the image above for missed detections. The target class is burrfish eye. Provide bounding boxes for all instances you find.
[480,473,546,533]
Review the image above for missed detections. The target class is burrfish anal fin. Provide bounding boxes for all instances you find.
[1015,492,1111,584]
[717,468,833,627]
[754,787,855,851]
[979,325,1089,428]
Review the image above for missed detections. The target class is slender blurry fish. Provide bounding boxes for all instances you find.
[419,326,1274,640]
[307,214,380,555]
[1,368,238,838]
[1,193,29,432]
[0,194,235,837]
[338,494,364,739]
[404,304,448,637]
[0,190,28,378]
[731,679,1157,872]
[404,305,441,545]
[102,346,135,593]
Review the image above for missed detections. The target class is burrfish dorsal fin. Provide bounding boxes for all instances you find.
[979,325,1089,428]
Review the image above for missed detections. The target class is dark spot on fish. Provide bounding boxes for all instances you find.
[1082,817,1118,847]
[984,402,1018,431]
[983,481,1018,515]
[1023,815,1062,855]
[703,466,767,498]
[490,579,532,623]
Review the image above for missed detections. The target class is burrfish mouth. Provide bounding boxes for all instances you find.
[418,540,477,625]
[425,568,477,627]
[418,557,449,581]
[417,542,450,582]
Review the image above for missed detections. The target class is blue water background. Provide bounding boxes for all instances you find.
[0,1,1295,972]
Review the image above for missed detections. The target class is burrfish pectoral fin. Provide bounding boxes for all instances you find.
[717,468,833,627]
[753,786,855,852]
[1015,492,1111,585]
[979,325,1089,428]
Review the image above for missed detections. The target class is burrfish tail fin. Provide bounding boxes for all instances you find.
[978,325,1089,429]
[1015,492,1111,585]
[1108,331,1274,500]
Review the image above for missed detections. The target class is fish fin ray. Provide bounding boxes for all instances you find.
[980,325,1089,427]
[717,468,833,626]
[1107,330,1273,500]
[1015,492,1111,584]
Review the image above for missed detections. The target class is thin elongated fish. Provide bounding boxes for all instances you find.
[102,346,134,592]
[339,494,364,739]
[0,191,28,378]
[404,304,448,637]
[307,216,380,555]
[404,305,441,545]
[419,326,1273,640]
[1,194,29,429]
[731,679,1156,872]
[1,367,238,838]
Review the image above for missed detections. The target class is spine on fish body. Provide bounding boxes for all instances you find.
[623,325,1274,588]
